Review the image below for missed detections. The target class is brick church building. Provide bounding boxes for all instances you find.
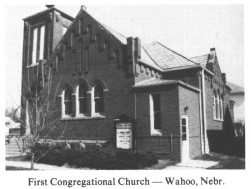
[20,6,235,161]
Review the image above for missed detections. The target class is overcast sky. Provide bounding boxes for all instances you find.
[4,5,244,108]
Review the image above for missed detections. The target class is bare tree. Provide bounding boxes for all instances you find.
[20,60,66,170]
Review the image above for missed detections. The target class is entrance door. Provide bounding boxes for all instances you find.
[181,115,190,162]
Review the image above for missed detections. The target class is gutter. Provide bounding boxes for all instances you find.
[133,80,200,93]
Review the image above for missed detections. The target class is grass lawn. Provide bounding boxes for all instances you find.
[195,153,245,169]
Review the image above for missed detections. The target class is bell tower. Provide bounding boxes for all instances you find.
[22,5,74,67]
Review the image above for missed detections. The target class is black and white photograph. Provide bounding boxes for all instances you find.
[2,1,249,189]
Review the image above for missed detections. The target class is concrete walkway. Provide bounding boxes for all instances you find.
[6,160,76,170]
[163,159,218,170]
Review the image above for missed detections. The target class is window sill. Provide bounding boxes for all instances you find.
[26,63,39,68]
[61,115,106,121]
[150,130,162,136]
[213,119,224,122]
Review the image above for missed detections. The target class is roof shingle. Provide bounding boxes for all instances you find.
[141,42,198,70]
[190,54,209,67]
[227,82,244,94]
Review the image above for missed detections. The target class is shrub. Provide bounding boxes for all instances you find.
[34,142,158,169]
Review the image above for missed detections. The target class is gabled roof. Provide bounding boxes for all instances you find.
[101,23,127,45]
[141,42,198,70]
[48,8,127,62]
[190,54,209,68]
[227,82,244,94]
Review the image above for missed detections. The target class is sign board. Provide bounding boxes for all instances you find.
[116,122,133,149]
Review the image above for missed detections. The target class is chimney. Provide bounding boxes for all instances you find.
[206,47,216,73]
[135,37,141,59]
[81,5,87,11]
[208,48,216,63]
[222,73,226,84]
[126,37,135,75]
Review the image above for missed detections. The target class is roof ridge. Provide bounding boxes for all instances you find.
[100,23,127,41]
[155,41,199,66]
[190,54,209,59]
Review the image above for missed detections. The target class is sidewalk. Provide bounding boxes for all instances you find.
[163,159,218,170]
[6,160,76,170]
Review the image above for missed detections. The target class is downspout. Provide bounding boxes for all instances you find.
[202,69,209,153]
[199,70,204,154]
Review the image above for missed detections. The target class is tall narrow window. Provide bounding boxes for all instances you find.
[78,83,87,115]
[94,84,104,113]
[215,92,219,119]
[73,50,77,73]
[64,88,72,116]
[213,92,216,119]
[39,25,45,60]
[32,28,38,64]
[152,94,161,130]
[80,40,83,72]
[150,94,161,135]
[219,95,223,120]
[31,24,46,64]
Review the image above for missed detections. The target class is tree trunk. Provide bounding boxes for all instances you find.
[31,152,35,170]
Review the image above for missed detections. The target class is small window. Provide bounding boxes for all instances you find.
[94,84,104,113]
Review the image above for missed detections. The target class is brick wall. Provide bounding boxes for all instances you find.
[135,85,181,160]
[178,86,201,158]
[162,68,199,88]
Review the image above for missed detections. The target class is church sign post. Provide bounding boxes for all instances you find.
[114,115,135,150]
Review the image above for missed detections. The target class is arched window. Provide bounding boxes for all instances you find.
[94,84,104,113]
[77,83,88,115]
[62,87,72,117]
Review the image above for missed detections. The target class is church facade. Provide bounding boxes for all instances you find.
[20,6,235,161]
